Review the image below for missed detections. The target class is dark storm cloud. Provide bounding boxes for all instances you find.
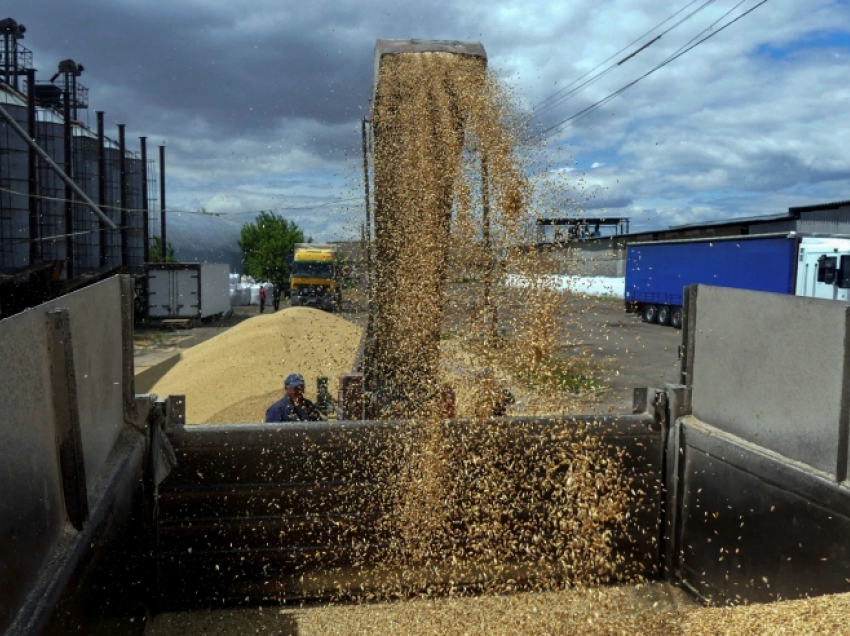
[14,1,417,138]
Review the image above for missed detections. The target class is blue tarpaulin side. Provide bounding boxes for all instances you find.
[625,236,797,307]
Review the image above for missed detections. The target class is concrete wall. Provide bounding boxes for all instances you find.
[541,239,625,277]
[690,285,850,478]
[0,276,128,632]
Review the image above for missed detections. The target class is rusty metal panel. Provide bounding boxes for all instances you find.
[42,276,126,493]
[8,429,149,636]
[46,309,89,531]
[0,275,128,632]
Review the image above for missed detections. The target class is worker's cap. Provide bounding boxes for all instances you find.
[284,373,305,389]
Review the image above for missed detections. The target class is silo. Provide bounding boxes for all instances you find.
[0,89,30,271]
[71,124,100,273]
[124,149,145,273]
[35,107,66,273]
[103,139,122,268]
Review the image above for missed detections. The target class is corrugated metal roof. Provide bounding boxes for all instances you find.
[789,200,850,214]
[667,213,793,230]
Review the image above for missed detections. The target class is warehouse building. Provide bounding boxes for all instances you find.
[627,200,850,242]
[539,200,850,277]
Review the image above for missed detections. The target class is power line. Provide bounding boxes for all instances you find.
[531,0,704,112]
[540,0,770,140]
[0,185,363,244]
[667,0,751,59]
[530,0,718,121]
[0,185,361,218]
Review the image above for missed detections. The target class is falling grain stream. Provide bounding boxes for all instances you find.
[146,44,850,636]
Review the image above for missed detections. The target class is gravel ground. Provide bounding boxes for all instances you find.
[556,295,682,413]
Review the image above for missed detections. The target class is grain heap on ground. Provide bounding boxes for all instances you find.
[147,307,361,424]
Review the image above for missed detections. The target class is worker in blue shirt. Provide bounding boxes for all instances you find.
[265,373,322,422]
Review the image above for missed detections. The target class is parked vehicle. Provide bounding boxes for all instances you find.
[289,243,341,311]
[146,262,231,320]
[625,233,850,327]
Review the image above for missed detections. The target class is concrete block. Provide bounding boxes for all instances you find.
[690,285,850,478]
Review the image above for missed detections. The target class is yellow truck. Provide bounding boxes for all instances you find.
[289,243,341,311]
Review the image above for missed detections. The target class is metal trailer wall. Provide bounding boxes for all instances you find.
[156,405,665,609]
[670,284,850,604]
[0,100,28,270]
[0,276,147,635]
[198,262,230,318]
[625,235,798,308]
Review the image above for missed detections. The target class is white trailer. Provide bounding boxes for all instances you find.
[146,263,231,320]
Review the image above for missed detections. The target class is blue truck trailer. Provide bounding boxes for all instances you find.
[625,233,850,328]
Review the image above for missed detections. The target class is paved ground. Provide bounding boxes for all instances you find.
[133,292,682,413]
[560,296,682,413]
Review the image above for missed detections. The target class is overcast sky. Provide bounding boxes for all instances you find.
[11,0,850,240]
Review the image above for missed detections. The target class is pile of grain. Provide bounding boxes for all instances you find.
[147,307,362,424]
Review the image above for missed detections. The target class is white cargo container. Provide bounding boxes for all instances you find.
[146,263,231,319]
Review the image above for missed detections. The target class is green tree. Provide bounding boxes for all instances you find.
[238,211,308,283]
[149,236,178,263]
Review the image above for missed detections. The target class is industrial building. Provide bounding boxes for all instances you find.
[628,200,850,242]
[0,17,163,318]
[539,200,850,277]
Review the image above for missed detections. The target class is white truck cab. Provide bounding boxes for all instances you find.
[795,237,850,302]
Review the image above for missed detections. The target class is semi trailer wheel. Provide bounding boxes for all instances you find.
[641,304,658,323]
[657,305,671,326]
[671,307,683,329]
